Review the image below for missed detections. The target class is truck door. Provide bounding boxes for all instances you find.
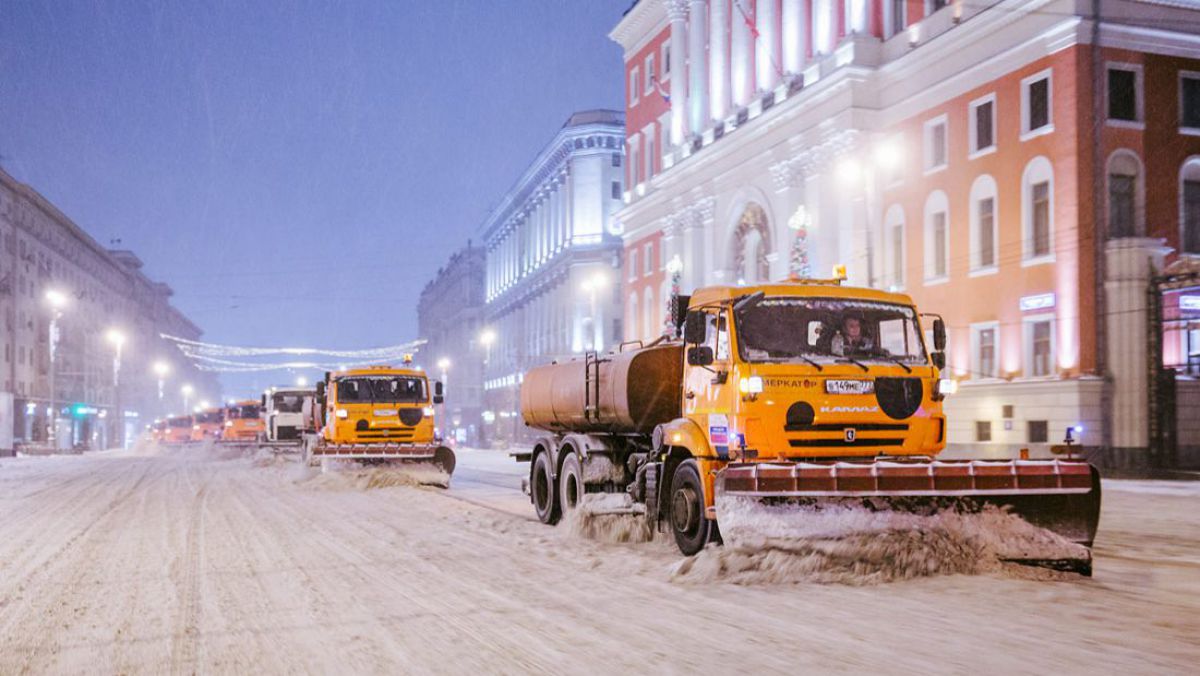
[684,308,734,453]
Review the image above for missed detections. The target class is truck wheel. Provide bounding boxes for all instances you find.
[532,451,560,525]
[559,453,583,514]
[433,446,456,477]
[670,460,717,556]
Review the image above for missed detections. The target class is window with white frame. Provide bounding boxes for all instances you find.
[628,247,639,280]
[1021,69,1053,138]
[1024,316,1055,377]
[924,115,948,173]
[885,204,906,289]
[969,93,996,156]
[1181,72,1200,131]
[644,124,656,180]
[1106,63,1142,125]
[971,322,999,379]
[969,174,999,272]
[1107,150,1143,238]
[1181,158,1200,254]
[661,42,671,80]
[628,292,639,341]
[630,66,640,106]
[924,191,950,282]
[644,53,656,95]
[643,241,654,276]
[1022,156,1054,262]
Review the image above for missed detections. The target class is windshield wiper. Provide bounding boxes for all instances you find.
[835,356,869,372]
[869,351,913,373]
[795,354,824,371]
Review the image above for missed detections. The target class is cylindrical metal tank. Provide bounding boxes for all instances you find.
[521,343,684,435]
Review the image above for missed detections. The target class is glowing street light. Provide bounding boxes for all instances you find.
[44,289,69,447]
[106,329,127,448]
[181,383,194,413]
[479,329,496,347]
[295,375,309,387]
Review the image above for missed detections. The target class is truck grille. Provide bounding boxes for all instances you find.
[784,422,909,451]
[356,429,415,442]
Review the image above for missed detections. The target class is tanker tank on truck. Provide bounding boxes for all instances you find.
[516,277,1102,573]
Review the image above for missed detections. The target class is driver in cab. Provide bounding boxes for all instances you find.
[831,314,873,356]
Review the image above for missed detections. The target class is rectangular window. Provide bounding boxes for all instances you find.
[1184,180,1200,254]
[1032,181,1051,257]
[611,181,621,200]
[644,54,656,95]
[1026,75,1051,134]
[630,66,640,106]
[978,197,995,268]
[924,117,947,172]
[933,211,947,278]
[976,421,992,442]
[976,326,997,378]
[1028,420,1049,443]
[891,224,904,287]
[971,97,995,154]
[629,249,638,280]
[645,128,656,179]
[643,242,655,275]
[1109,174,1135,238]
[612,152,621,167]
[890,0,906,37]
[1182,75,1200,129]
[1107,68,1138,122]
[661,43,671,79]
[1031,320,1053,377]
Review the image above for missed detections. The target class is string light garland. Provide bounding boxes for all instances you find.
[161,334,427,373]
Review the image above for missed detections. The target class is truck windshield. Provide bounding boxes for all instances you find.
[228,405,260,419]
[272,394,305,413]
[735,297,928,365]
[337,376,426,403]
[169,418,192,428]
[195,412,223,424]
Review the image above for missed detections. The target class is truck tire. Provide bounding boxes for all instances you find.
[532,451,560,525]
[558,452,583,514]
[670,460,717,556]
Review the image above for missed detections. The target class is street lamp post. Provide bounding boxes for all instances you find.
[44,289,68,448]
[153,361,170,405]
[106,329,126,449]
[437,357,450,440]
[478,329,497,446]
[181,383,194,415]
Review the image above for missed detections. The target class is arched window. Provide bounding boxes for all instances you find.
[969,175,999,272]
[923,190,950,282]
[643,287,656,341]
[731,203,772,284]
[1107,150,1144,239]
[1180,158,1200,254]
[627,292,640,344]
[1022,156,1054,261]
[884,204,906,289]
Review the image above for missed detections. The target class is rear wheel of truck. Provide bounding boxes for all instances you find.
[558,452,583,514]
[532,451,560,525]
[670,460,717,556]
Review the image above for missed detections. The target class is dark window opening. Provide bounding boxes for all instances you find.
[1108,69,1137,121]
[976,420,992,442]
[1028,78,1050,131]
[1182,77,1200,128]
[975,101,994,151]
[1028,420,1049,443]
[1108,174,1135,238]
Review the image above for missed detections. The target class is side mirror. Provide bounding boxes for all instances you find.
[684,312,707,344]
[933,318,947,351]
[672,295,691,335]
[687,345,715,366]
[261,394,267,408]
[315,381,325,399]
[433,381,444,404]
[931,351,946,370]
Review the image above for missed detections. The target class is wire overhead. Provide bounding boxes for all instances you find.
[161,334,427,372]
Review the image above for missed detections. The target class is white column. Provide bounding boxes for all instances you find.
[730,0,751,105]
[709,0,730,120]
[688,0,709,133]
[666,0,690,145]
[757,0,779,90]
[813,0,832,55]
[849,0,868,34]
[782,0,806,74]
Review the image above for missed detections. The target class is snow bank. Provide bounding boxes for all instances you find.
[563,494,656,544]
[669,497,1088,586]
[292,460,450,490]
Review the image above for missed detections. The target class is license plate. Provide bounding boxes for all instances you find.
[825,379,874,395]
[373,409,397,417]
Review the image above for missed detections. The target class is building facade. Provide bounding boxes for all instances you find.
[0,167,218,454]
[611,0,1200,467]
[417,242,487,445]
[481,110,626,445]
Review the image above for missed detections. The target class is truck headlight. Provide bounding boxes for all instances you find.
[936,379,958,397]
[422,406,436,416]
[224,421,233,427]
[335,408,348,419]
[739,376,764,394]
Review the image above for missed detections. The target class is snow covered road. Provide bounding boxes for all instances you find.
[1,445,1197,674]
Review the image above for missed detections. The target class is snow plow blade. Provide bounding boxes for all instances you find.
[716,459,1101,574]
[304,440,456,475]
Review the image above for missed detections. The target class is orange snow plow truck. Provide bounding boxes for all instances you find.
[305,361,455,476]
[516,278,1102,574]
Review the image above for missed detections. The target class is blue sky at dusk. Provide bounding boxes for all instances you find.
[0,0,629,395]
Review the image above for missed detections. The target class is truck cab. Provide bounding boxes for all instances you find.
[319,365,439,446]
[191,408,225,441]
[262,387,314,442]
[165,416,193,444]
[223,400,264,441]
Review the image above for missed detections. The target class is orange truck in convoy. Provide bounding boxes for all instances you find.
[164,415,193,444]
[223,400,264,442]
[191,407,225,441]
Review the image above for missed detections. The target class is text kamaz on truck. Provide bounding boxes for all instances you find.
[516,278,1101,573]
